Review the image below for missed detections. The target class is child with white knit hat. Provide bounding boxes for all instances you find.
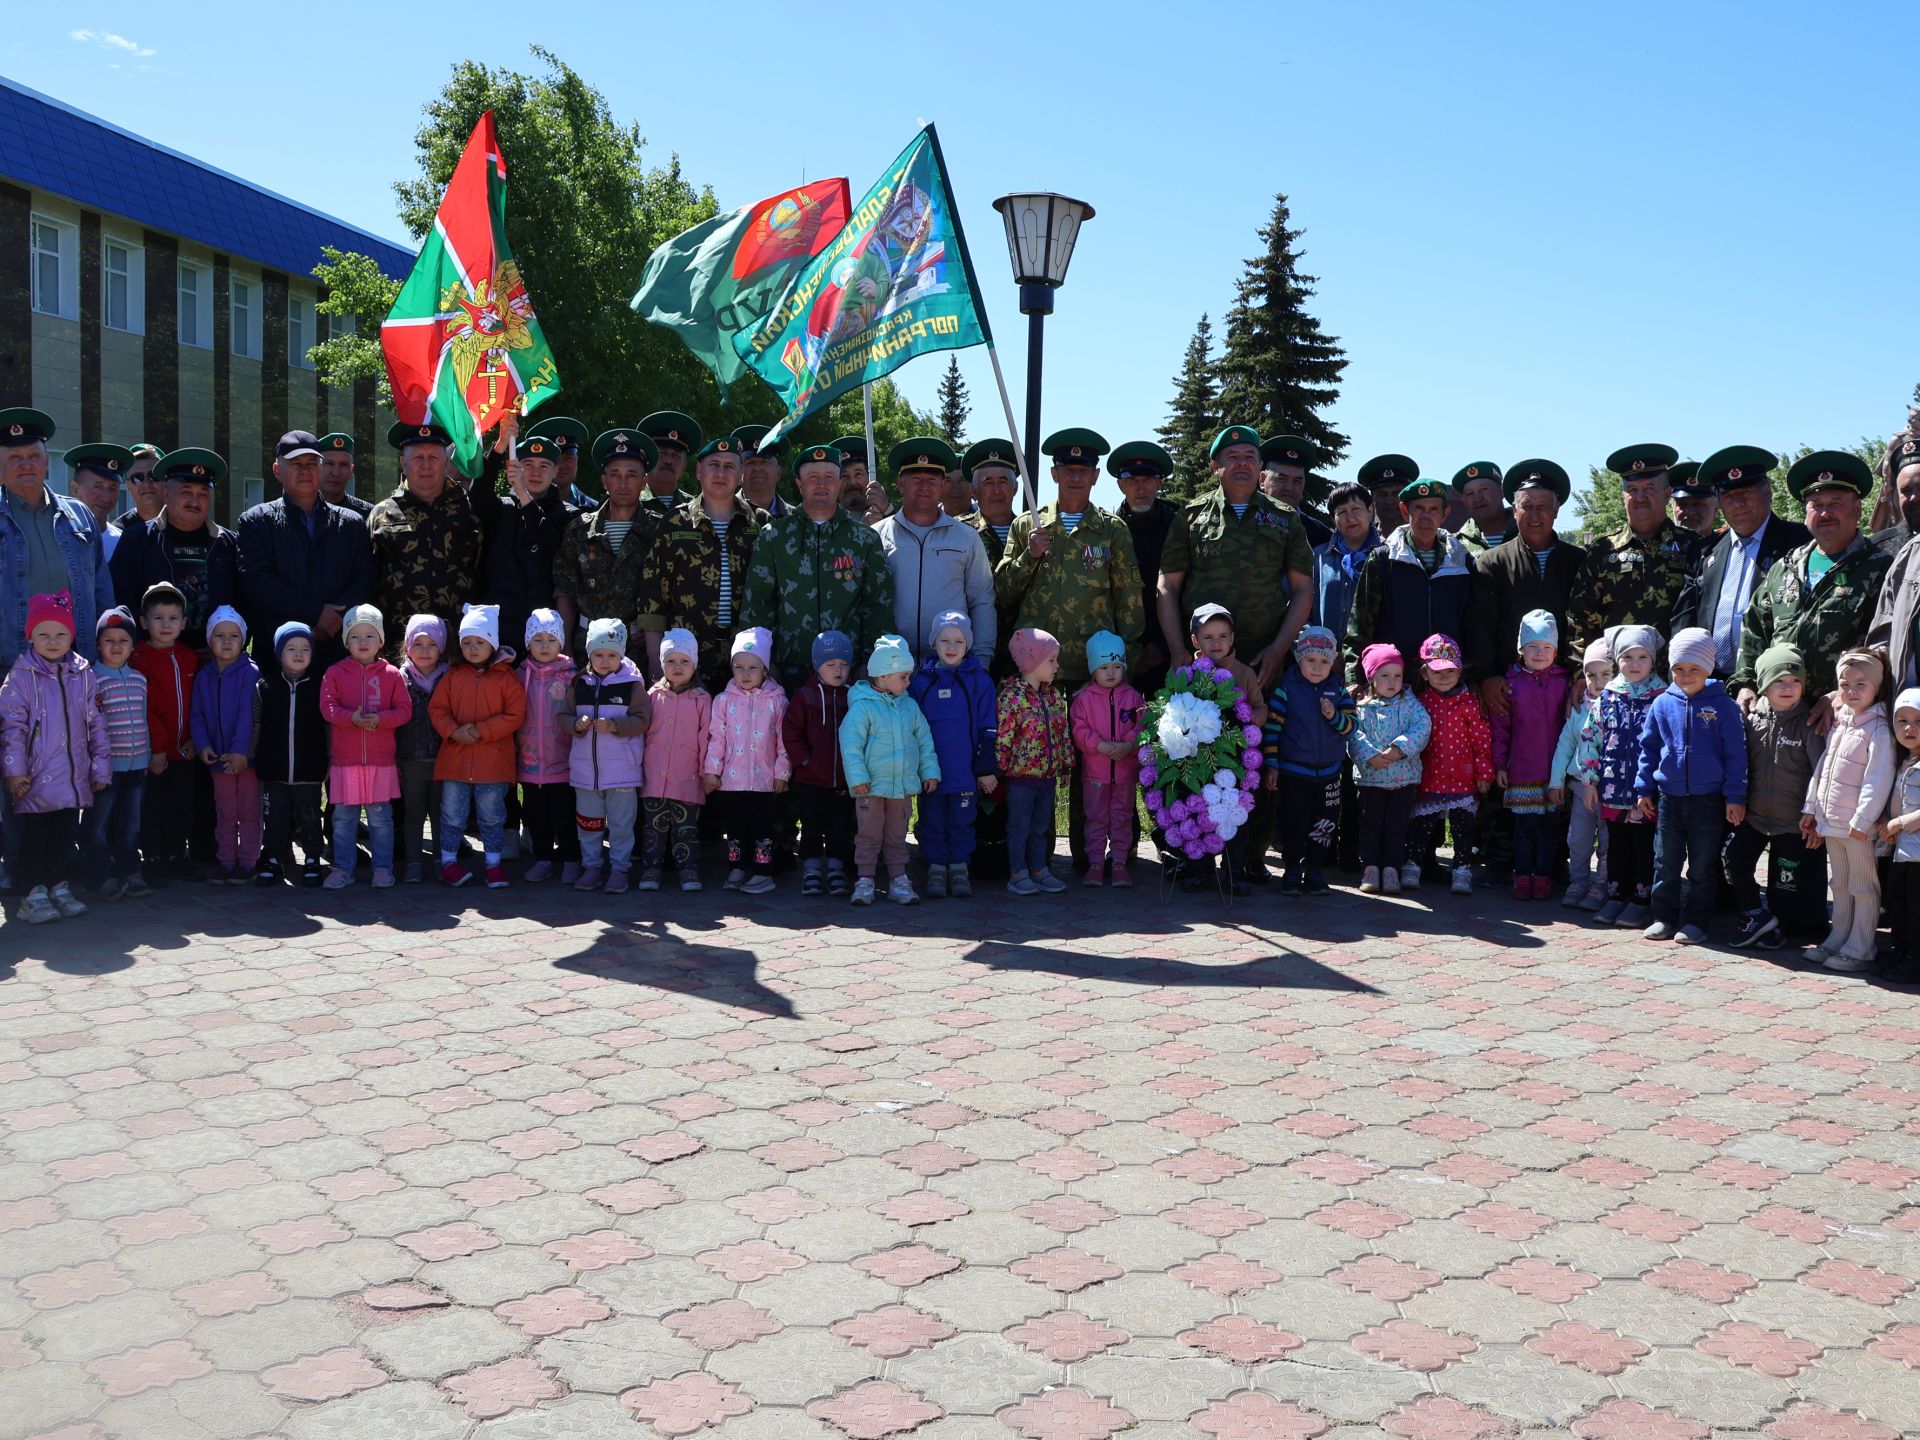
[640,628,712,891]
[702,627,790,894]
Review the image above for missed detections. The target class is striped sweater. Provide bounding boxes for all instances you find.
[94,662,150,773]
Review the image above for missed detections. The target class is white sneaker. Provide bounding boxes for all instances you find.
[1359,866,1380,893]
[888,875,919,906]
[723,868,746,891]
[1399,863,1421,889]
[1450,865,1474,895]
[49,882,89,917]
[17,886,60,924]
[1383,868,1402,894]
[1824,951,1873,972]
[850,877,876,906]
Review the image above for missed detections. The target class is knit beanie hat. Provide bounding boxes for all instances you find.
[206,604,248,642]
[812,630,853,670]
[868,634,915,678]
[1517,608,1557,650]
[660,628,697,664]
[585,617,627,655]
[731,627,773,666]
[342,603,384,639]
[1085,629,1125,671]
[403,614,446,657]
[95,605,137,641]
[1009,627,1060,675]
[459,603,500,650]
[1582,637,1613,667]
[273,621,313,659]
[1668,627,1716,671]
[1361,643,1404,680]
[1294,625,1337,658]
[1419,633,1463,671]
[1755,644,1806,694]
[1605,623,1661,662]
[525,608,565,646]
[25,590,74,640]
[1895,687,1920,718]
[929,609,974,654]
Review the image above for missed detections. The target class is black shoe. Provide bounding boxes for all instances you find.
[142,864,172,890]
[1753,928,1786,951]
[1302,873,1331,895]
[1278,872,1304,895]
[1243,864,1271,886]
[301,861,326,888]
[253,861,283,887]
[1476,866,1512,890]
[1229,878,1252,897]
[1179,868,1207,893]
[1729,909,1779,949]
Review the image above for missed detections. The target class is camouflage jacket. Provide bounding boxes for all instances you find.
[1159,488,1315,659]
[994,503,1144,688]
[1733,533,1891,698]
[636,494,763,692]
[738,506,894,690]
[553,503,662,649]
[1459,516,1515,555]
[1564,519,1702,654]
[963,511,1018,676]
[366,484,483,648]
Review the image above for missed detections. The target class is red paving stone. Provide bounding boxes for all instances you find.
[2,873,1916,1436]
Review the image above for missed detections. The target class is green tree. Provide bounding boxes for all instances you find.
[309,248,401,402]
[803,378,938,504]
[1157,313,1219,504]
[934,356,970,447]
[1214,195,1349,469]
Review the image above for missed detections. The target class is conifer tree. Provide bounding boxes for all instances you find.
[935,356,971,447]
[1157,313,1219,504]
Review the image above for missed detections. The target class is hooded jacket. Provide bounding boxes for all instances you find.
[644,680,711,804]
[911,653,1000,793]
[1069,677,1145,787]
[1634,678,1749,804]
[703,678,791,792]
[1491,662,1573,789]
[133,640,198,762]
[320,654,412,770]
[840,679,940,798]
[516,652,578,784]
[1581,674,1667,812]
[1349,690,1431,790]
[0,649,109,812]
[1803,700,1893,837]
[190,652,261,762]
[1419,684,1494,796]
[428,649,524,784]
[995,676,1073,783]
[569,656,648,792]
[784,676,851,791]
[1743,697,1825,836]
[1262,662,1357,779]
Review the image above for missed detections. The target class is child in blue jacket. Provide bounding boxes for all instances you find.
[1261,626,1355,893]
[909,611,998,899]
[1634,627,1747,944]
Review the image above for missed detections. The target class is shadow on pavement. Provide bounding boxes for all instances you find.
[554,920,797,1018]
[964,936,1380,992]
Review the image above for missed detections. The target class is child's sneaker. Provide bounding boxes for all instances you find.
[801,859,824,896]
[1278,871,1304,894]
[1451,865,1474,895]
[1580,887,1606,912]
[371,869,395,889]
[17,886,60,924]
[1109,863,1132,889]
[887,875,919,905]
[1561,880,1589,909]
[1382,868,1402,894]
[1399,862,1421,889]
[826,861,849,896]
[1592,898,1624,924]
[561,862,583,886]
[1824,950,1873,972]
[253,859,283,887]
[1531,875,1553,900]
[1032,869,1066,894]
[322,868,354,889]
[723,868,746,891]
[949,863,973,897]
[403,864,423,885]
[1081,866,1104,887]
[606,869,630,895]
[206,865,234,886]
[1643,918,1676,941]
[301,861,326,888]
[122,873,152,899]
[1615,903,1649,929]
[637,868,662,891]
[94,875,129,901]
[742,874,775,895]
[1510,874,1531,901]
[575,866,604,892]
[484,866,510,889]
[523,861,553,883]
[1006,874,1039,896]
[1731,909,1779,948]
[1673,923,1708,945]
[1359,866,1381,893]
[850,877,876,906]
[678,866,703,892]
[49,882,88,917]
[926,864,948,898]
[441,861,471,887]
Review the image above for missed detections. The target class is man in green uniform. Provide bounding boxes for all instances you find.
[1735,451,1889,728]
[1453,461,1514,553]
[1111,440,1180,691]
[636,436,761,694]
[366,421,483,651]
[733,424,791,518]
[637,411,700,516]
[739,442,894,692]
[1259,435,1331,548]
[1158,425,1314,690]
[554,428,659,663]
[1668,461,1721,541]
[316,433,371,516]
[1564,443,1702,655]
[994,428,1144,690]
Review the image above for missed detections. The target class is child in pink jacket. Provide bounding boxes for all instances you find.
[642,629,712,893]
[702,627,790,895]
[1069,630,1145,887]
[517,609,580,883]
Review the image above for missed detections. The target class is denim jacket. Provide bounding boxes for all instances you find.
[0,489,112,668]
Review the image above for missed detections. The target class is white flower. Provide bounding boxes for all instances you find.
[1212,768,1235,789]
[1156,692,1221,761]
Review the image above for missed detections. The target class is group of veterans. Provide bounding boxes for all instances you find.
[5,397,1920,872]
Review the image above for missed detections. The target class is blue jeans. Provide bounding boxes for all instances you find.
[1006,781,1055,875]
[1513,811,1559,878]
[1652,792,1723,927]
[83,770,147,878]
[441,781,507,859]
[331,802,393,873]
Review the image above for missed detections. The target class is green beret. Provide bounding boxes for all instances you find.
[1606,442,1678,479]
[316,432,355,456]
[525,415,585,452]
[388,420,452,450]
[1451,460,1502,492]
[1208,425,1260,460]
[732,424,787,459]
[1503,458,1570,504]
[964,438,1019,475]
[1398,478,1449,504]
[696,436,744,461]
[591,428,657,469]
[639,411,701,454]
[890,437,958,475]
[1259,434,1317,471]
[1108,440,1172,480]
[793,443,844,474]
[519,436,560,463]
[1787,450,1873,501]
[1697,445,1776,493]
[157,447,227,486]
[831,436,872,469]
[1755,644,1807,694]
[1044,428,1110,466]
[1358,454,1419,488]
[0,408,55,447]
[64,443,134,480]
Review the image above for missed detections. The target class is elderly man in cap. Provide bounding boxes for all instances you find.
[1667,463,1721,540]
[732,425,791,518]
[367,421,483,648]
[637,435,762,693]
[111,445,240,651]
[64,443,132,563]
[875,438,994,668]
[1260,435,1332,548]
[1111,440,1180,690]
[740,441,894,692]
[1736,452,1890,729]
[637,411,700,516]
[1673,447,1805,677]
[234,431,375,666]
[1565,443,1703,655]
[942,465,974,519]
[555,429,660,662]
[1452,461,1514,554]
[315,433,372,516]
[1344,472,1474,688]
[474,431,579,654]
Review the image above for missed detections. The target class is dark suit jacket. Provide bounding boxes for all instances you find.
[1464,534,1587,683]
[1671,514,1810,638]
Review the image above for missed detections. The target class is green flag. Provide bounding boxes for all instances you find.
[633,179,851,393]
[733,126,993,444]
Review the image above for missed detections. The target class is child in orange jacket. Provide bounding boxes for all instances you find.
[429,604,526,889]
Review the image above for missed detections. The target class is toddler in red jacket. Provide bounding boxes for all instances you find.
[783,630,855,896]
[1411,634,1492,894]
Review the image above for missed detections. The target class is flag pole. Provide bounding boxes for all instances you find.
[862,382,878,498]
[985,343,1038,519]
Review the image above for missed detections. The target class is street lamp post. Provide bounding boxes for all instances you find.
[991,192,1094,493]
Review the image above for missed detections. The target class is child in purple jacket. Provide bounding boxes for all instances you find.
[191,605,262,883]
[1490,609,1574,901]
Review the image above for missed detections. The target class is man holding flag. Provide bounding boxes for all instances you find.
[368,422,483,648]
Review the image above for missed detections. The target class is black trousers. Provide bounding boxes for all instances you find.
[792,783,853,864]
[1606,817,1655,903]
[1723,821,1827,933]
[1357,786,1418,871]
[1277,772,1341,874]
[262,781,325,865]
[522,782,580,863]
[17,809,78,893]
[1887,861,1920,972]
[723,791,776,874]
[142,760,195,868]
[1413,803,1479,871]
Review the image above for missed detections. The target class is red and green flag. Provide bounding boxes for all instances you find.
[632,178,852,393]
[380,111,560,477]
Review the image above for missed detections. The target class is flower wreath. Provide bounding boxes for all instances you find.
[1137,658,1263,861]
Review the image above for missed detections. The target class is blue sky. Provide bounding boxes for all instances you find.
[11,2,1918,509]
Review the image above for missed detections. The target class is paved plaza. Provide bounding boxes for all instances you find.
[0,870,1917,1440]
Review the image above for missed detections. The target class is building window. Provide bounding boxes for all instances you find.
[288,295,313,368]
[30,215,76,319]
[103,238,143,334]
[231,276,260,359]
[178,261,212,347]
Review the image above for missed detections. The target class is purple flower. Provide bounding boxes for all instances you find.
[1242,747,1263,770]
[1241,725,1263,746]
[1140,767,1158,788]
[1232,701,1253,723]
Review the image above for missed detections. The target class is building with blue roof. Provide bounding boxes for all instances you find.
[0,74,419,520]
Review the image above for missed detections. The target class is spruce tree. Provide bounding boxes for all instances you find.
[935,356,971,447]
[1157,313,1219,504]
[1215,194,1350,475]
